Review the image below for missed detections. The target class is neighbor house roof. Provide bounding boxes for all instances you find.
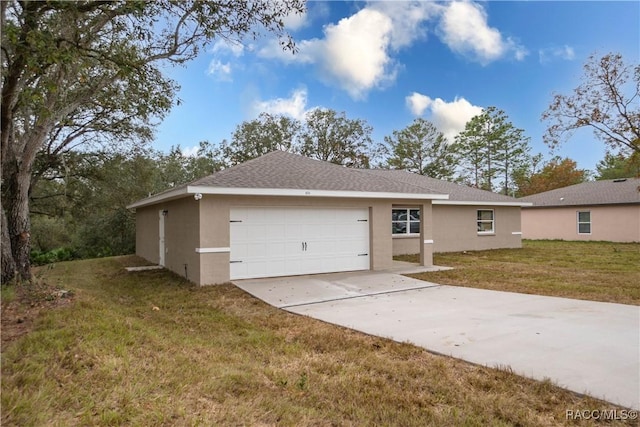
[128,151,449,209]
[363,169,529,206]
[520,178,640,208]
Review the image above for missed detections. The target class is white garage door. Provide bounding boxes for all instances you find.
[230,207,370,280]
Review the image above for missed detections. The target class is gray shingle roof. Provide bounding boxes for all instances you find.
[362,169,522,203]
[129,151,528,208]
[519,178,640,207]
[189,150,446,195]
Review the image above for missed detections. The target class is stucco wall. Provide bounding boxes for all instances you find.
[135,207,160,264]
[135,197,201,282]
[199,195,432,284]
[521,204,640,242]
[392,205,523,255]
[135,194,437,285]
[195,195,434,285]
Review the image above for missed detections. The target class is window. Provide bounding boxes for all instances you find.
[577,211,591,234]
[392,208,420,235]
[477,210,494,234]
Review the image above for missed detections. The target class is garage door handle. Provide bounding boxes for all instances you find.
[358,253,368,256]
[302,242,307,251]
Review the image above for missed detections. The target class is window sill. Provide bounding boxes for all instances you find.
[392,234,420,239]
[477,232,495,236]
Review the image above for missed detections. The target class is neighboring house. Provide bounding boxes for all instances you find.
[520,178,640,242]
[128,151,528,285]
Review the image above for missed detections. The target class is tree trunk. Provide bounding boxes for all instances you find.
[1,205,16,283]
[3,161,33,281]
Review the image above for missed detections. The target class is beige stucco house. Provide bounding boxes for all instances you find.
[520,178,640,242]
[128,151,529,285]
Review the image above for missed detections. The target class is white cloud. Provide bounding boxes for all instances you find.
[406,92,432,116]
[438,1,527,64]
[258,38,317,64]
[539,45,576,63]
[319,8,395,99]
[207,60,233,81]
[368,1,439,49]
[211,39,245,57]
[282,8,308,31]
[181,145,200,157]
[259,5,430,99]
[251,87,310,120]
[406,92,483,142]
[259,2,528,98]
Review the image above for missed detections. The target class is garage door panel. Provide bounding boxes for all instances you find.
[266,224,285,240]
[230,207,370,280]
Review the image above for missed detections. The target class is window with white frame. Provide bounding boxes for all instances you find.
[577,211,591,234]
[392,208,420,235]
[477,209,494,234]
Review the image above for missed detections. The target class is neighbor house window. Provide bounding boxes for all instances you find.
[477,210,494,234]
[392,208,420,235]
[577,211,591,234]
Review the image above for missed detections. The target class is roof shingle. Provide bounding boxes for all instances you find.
[519,178,640,207]
[362,169,522,203]
[129,151,528,208]
[189,150,445,195]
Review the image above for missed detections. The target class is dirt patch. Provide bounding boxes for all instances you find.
[1,281,74,351]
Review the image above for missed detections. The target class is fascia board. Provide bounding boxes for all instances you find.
[127,186,451,209]
[434,200,533,207]
[126,187,188,209]
[187,185,450,200]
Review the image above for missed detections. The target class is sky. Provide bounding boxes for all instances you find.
[153,1,639,173]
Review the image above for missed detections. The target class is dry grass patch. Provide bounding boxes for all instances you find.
[402,240,640,305]
[1,255,636,426]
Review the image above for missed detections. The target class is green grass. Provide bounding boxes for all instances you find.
[1,252,636,426]
[402,240,640,305]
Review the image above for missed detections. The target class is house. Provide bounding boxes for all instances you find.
[520,178,640,242]
[128,151,529,285]
[362,169,530,255]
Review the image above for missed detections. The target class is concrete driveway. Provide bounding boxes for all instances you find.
[234,270,640,410]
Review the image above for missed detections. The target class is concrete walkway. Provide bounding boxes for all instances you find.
[234,271,640,410]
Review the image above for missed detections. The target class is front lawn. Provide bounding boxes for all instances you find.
[1,254,635,426]
[401,240,640,305]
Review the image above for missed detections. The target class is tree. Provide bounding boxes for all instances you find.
[224,112,300,165]
[384,118,458,180]
[1,0,304,283]
[542,52,640,155]
[300,109,373,168]
[157,144,224,188]
[515,157,588,196]
[494,123,530,195]
[595,152,640,180]
[454,107,530,192]
[29,145,225,261]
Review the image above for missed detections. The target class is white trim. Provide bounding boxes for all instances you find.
[434,200,532,207]
[577,210,592,235]
[511,232,523,235]
[196,247,231,253]
[128,186,449,209]
[423,239,434,244]
[477,209,495,234]
[127,187,188,209]
[189,186,448,201]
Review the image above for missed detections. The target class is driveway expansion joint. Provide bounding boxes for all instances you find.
[279,284,443,309]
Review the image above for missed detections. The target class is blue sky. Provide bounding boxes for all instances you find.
[154,1,639,173]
